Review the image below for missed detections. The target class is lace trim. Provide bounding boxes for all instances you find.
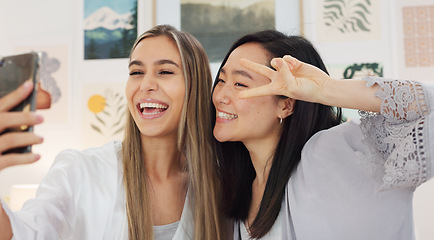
[358,77,431,190]
[362,77,429,123]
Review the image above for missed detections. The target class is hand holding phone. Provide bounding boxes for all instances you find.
[0,52,45,169]
[0,81,45,170]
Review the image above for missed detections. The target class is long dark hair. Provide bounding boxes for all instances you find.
[212,30,343,238]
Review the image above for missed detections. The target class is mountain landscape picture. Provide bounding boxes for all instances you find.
[84,0,137,60]
[181,0,275,62]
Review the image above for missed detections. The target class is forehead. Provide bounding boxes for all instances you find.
[225,42,270,67]
[130,35,181,62]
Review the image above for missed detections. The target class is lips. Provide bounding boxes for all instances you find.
[136,100,169,118]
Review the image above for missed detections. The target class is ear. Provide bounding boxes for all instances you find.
[277,97,295,119]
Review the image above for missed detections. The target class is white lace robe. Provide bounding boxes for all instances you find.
[235,77,434,240]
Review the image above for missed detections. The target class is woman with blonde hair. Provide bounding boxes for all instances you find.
[1,25,224,239]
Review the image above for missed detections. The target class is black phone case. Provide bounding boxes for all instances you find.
[0,52,41,153]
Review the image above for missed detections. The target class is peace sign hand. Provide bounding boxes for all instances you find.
[238,55,333,104]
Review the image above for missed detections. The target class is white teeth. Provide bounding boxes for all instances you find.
[139,102,168,109]
[142,111,161,115]
[217,111,237,119]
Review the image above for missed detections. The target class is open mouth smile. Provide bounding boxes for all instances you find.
[137,102,169,117]
[217,110,238,120]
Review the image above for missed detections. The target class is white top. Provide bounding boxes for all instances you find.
[2,141,195,239]
[154,221,180,240]
[235,77,434,240]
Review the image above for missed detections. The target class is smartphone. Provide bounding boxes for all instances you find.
[0,51,41,153]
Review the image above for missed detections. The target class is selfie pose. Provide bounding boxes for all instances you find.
[212,30,434,239]
[0,25,224,240]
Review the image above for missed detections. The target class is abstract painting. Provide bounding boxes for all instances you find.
[316,0,381,42]
[402,5,434,68]
[395,1,434,83]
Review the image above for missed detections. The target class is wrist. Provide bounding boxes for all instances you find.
[317,76,339,106]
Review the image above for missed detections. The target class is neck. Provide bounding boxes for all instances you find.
[243,135,280,185]
[140,134,184,181]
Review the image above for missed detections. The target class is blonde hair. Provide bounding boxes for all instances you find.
[122,25,224,240]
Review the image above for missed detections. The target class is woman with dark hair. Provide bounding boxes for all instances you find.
[212,30,433,239]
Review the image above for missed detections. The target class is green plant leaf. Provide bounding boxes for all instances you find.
[91,124,103,134]
[113,126,125,135]
[95,114,106,126]
[352,17,370,31]
[324,4,343,16]
[354,10,370,24]
[354,3,370,14]
[324,11,339,20]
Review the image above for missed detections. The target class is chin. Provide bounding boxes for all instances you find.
[213,132,235,143]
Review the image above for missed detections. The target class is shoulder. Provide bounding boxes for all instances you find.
[50,140,123,174]
[303,119,365,158]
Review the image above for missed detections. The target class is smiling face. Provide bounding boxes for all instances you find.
[126,35,185,140]
[212,42,284,144]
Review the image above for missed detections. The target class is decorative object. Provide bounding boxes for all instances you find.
[181,0,275,62]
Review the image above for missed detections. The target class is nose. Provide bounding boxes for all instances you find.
[213,83,232,105]
[139,74,158,92]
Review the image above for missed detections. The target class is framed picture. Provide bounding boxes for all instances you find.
[82,82,127,148]
[83,0,137,60]
[180,0,276,63]
[77,0,155,74]
[395,0,434,83]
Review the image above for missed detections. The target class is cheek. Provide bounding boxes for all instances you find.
[240,97,278,119]
[125,79,136,98]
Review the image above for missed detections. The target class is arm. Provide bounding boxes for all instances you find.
[0,205,12,240]
[238,56,383,112]
[239,56,433,189]
[0,82,50,239]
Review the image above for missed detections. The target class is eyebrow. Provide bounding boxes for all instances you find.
[128,59,180,68]
[219,68,253,80]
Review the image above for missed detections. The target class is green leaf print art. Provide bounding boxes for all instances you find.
[323,0,372,34]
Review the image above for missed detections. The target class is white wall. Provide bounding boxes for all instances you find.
[0,0,433,239]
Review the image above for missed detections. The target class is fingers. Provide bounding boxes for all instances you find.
[282,55,299,69]
[36,88,51,109]
[240,58,275,78]
[239,85,276,99]
[0,152,41,170]
[239,58,294,99]
[0,132,44,154]
[0,112,43,132]
[0,81,34,112]
[0,131,43,170]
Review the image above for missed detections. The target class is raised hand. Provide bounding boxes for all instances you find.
[0,81,44,170]
[238,55,333,104]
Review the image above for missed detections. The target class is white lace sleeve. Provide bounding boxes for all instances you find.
[359,77,431,190]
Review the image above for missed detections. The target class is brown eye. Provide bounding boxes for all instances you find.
[235,83,247,87]
[159,70,174,75]
[129,71,143,76]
